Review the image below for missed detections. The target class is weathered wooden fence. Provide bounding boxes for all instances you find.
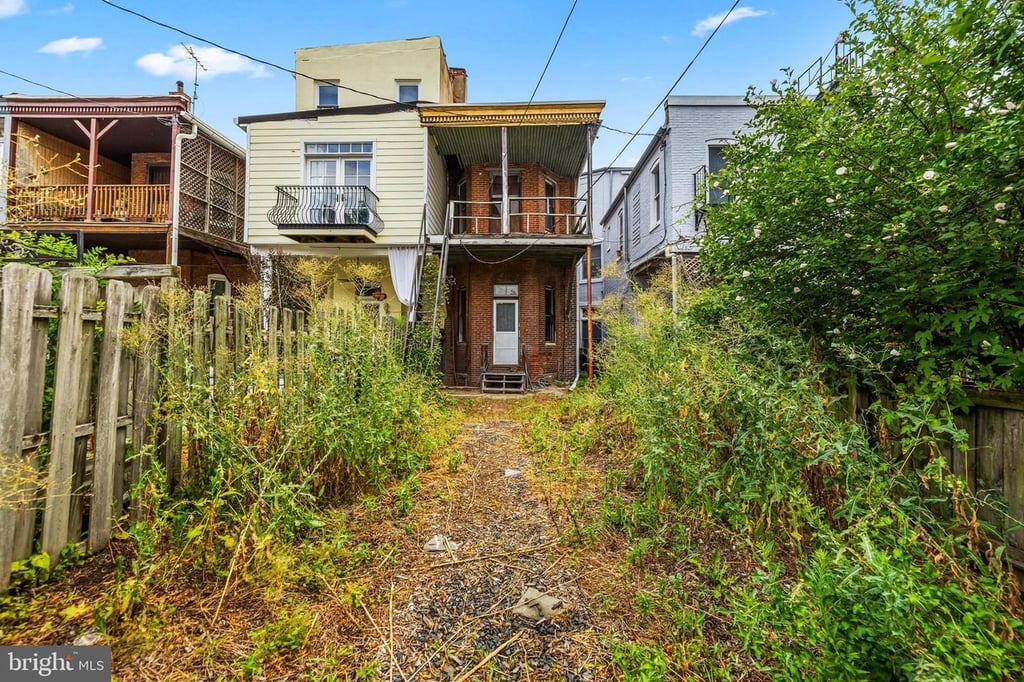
[0,263,308,591]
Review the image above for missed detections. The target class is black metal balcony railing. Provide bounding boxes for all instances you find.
[268,185,381,233]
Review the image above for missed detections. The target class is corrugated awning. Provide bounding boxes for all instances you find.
[420,101,603,177]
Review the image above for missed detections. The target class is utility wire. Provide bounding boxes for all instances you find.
[520,0,579,120]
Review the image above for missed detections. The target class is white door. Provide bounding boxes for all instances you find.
[493,300,519,365]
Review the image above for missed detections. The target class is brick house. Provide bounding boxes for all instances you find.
[420,102,604,390]
[0,83,253,289]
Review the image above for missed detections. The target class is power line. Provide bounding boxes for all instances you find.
[520,0,579,119]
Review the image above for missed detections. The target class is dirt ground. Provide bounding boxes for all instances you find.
[2,393,678,680]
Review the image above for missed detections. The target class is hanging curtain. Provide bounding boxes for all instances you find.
[388,247,418,307]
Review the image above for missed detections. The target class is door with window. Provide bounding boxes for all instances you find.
[304,142,373,223]
[493,299,519,365]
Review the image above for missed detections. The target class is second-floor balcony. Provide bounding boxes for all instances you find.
[448,198,588,236]
[11,183,170,223]
[268,185,382,243]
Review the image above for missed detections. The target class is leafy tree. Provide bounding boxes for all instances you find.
[699,0,1024,392]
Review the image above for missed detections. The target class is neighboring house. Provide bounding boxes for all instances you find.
[0,83,253,289]
[603,96,755,287]
[238,36,467,316]
[576,166,630,355]
[240,36,604,391]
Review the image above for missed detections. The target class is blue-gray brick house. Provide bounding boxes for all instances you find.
[601,96,757,291]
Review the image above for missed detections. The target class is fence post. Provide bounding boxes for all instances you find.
[213,295,229,386]
[161,278,184,491]
[89,280,135,553]
[42,272,100,562]
[0,264,53,591]
[129,286,162,521]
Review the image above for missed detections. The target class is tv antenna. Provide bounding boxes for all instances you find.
[181,44,206,105]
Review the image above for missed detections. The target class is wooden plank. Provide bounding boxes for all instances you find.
[1003,410,1024,558]
[129,287,161,521]
[967,390,1024,412]
[268,307,279,366]
[68,288,100,551]
[213,295,229,385]
[233,304,246,370]
[161,278,183,492]
[975,407,1006,530]
[192,290,208,390]
[0,264,53,590]
[42,272,99,562]
[95,264,181,280]
[13,266,56,562]
[89,280,134,552]
[282,308,294,388]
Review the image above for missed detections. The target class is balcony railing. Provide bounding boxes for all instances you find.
[268,185,381,233]
[448,197,587,236]
[10,184,170,222]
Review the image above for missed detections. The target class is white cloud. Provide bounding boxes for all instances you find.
[692,6,769,36]
[620,75,653,83]
[39,36,103,55]
[46,3,75,15]
[136,44,268,79]
[0,0,27,19]
[659,35,673,43]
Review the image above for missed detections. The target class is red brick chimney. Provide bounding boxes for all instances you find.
[449,67,467,103]
[170,80,192,111]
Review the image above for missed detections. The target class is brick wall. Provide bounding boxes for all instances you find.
[462,162,578,235]
[130,153,172,186]
[444,256,578,387]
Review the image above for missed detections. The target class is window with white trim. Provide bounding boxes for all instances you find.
[650,163,661,229]
[579,247,603,280]
[317,81,340,108]
[396,80,420,103]
[304,142,373,188]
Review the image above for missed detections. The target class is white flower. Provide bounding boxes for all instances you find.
[848,352,858,360]
[945,141,957,149]
[889,348,900,356]
[995,202,1006,211]
[996,108,1009,115]
[753,227,762,238]
[844,233,853,238]
[1008,101,1018,111]
[982,340,992,349]
[793,287,801,293]
[938,205,949,213]
[742,270,751,278]
[712,181,721,188]
[1005,186,1015,193]
[735,295,745,302]
[899,287,907,292]
[922,170,937,181]
[826,197,836,204]
[836,166,847,176]
[851,289,861,295]
[832,328,841,335]
[995,218,1008,225]
[799,262,807,269]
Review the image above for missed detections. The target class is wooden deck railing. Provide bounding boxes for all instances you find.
[12,184,171,222]
[449,198,588,236]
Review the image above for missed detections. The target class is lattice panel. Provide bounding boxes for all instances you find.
[181,137,209,174]
[678,255,711,290]
[180,167,206,199]
[209,207,235,240]
[179,196,207,232]
[210,144,236,179]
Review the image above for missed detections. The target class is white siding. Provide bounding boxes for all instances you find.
[424,132,447,235]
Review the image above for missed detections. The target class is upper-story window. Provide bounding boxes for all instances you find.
[579,246,602,280]
[396,80,420,104]
[616,208,625,260]
[650,163,662,229]
[708,144,730,205]
[305,142,373,188]
[317,82,340,109]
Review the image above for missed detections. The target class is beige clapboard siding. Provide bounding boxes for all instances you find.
[425,140,448,234]
[246,111,425,246]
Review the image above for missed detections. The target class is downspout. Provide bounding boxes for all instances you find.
[170,117,199,266]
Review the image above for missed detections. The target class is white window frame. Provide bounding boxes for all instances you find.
[301,140,376,192]
[707,142,731,205]
[316,81,340,109]
[580,245,603,281]
[650,162,662,230]
[396,80,421,104]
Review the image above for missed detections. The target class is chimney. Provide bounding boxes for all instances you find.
[449,67,467,103]
[171,80,192,111]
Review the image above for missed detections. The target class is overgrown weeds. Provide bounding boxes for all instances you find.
[554,271,1024,680]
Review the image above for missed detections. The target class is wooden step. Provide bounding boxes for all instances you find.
[481,370,527,394]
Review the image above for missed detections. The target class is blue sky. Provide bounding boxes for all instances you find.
[0,0,856,167]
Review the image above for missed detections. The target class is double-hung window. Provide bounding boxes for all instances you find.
[650,163,662,229]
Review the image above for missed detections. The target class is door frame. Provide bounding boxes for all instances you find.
[492,298,519,366]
